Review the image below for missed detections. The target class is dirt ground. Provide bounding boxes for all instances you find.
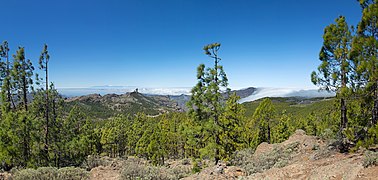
[89,165,120,180]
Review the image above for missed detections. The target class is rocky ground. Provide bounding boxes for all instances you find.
[184,130,378,180]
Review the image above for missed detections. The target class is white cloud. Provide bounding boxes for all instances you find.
[239,87,334,103]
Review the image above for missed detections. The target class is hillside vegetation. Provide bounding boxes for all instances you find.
[65,92,181,119]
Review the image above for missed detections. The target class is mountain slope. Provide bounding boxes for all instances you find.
[242,96,335,118]
[65,91,181,119]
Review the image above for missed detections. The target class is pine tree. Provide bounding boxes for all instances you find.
[272,111,292,143]
[11,46,34,165]
[187,43,230,164]
[12,47,34,111]
[60,105,88,166]
[311,16,354,139]
[350,0,378,125]
[127,113,148,155]
[219,92,245,161]
[0,41,14,110]
[36,83,64,167]
[159,113,182,159]
[0,110,21,170]
[38,44,51,164]
[250,98,275,144]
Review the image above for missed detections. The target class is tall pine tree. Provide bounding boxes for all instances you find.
[11,46,34,166]
[39,44,51,164]
[0,41,14,110]
[351,0,378,125]
[187,43,245,164]
[311,16,354,143]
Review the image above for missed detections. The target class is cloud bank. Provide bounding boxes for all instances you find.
[239,87,335,103]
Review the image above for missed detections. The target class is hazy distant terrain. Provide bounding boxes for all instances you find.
[59,86,334,103]
[65,91,182,118]
[64,86,335,119]
[58,86,192,97]
[60,86,334,115]
[238,87,335,103]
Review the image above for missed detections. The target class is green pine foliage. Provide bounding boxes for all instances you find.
[311,16,354,146]
[219,93,245,161]
[186,43,245,164]
[311,0,378,150]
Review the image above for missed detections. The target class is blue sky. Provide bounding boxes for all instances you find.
[1,0,362,89]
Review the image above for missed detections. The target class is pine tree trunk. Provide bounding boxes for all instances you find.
[373,28,378,125]
[373,87,378,125]
[22,77,28,111]
[341,98,347,130]
[340,67,348,133]
[44,62,49,164]
[22,76,29,164]
[267,121,271,144]
[23,116,28,165]
[215,134,220,165]
[214,54,220,165]
[5,53,13,110]
[52,98,58,167]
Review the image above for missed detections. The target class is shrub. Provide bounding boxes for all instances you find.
[319,128,335,140]
[13,167,88,180]
[231,142,299,175]
[363,151,378,168]
[121,158,168,180]
[120,157,191,180]
[13,167,58,180]
[82,155,112,170]
[170,165,191,179]
[121,163,173,180]
[230,148,254,167]
[35,167,59,179]
[13,168,40,180]
[57,167,89,180]
[310,147,333,160]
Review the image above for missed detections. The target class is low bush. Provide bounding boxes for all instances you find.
[363,151,378,168]
[230,148,254,167]
[231,142,299,175]
[12,166,88,180]
[310,146,334,161]
[82,155,113,170]
[57,167,89,180]
[13,168,40,180]
[120,157,191,180]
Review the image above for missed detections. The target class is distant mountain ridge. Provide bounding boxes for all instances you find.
[64,87,258,118]
[65,91,182,119]
[65,87,334,119]
[59,87,191,97]
[62,86,334,113]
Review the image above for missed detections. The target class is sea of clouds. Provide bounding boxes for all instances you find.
[238,87,335,103]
